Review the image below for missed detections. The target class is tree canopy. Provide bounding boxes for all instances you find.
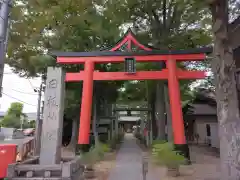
[5,0,212,120]
[5,0,239,118]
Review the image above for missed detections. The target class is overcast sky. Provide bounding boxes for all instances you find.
[0,65,41,113]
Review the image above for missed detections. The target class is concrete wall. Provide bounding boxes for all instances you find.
[194,116,219,149]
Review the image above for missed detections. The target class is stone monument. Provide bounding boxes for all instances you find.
[7,67,84,180]
[39,67,65,165]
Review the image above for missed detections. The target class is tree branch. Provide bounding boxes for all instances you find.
[169,3,180,30]
[151,9,161,25]
[167,0,174,26]
[163,0,167,29]
[206,0,218,5]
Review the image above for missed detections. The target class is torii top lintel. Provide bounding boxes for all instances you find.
[108,28,152,51]
[53,28,212,64]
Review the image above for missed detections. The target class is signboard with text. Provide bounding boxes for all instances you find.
[124,57,136,74]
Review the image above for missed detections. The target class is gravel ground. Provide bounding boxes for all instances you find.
[92,152,116,180]
[61,146,117,180]
[62,137,221,180]
[151,145,221,180]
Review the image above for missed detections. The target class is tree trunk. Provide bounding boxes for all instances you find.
[68,118,78,150]
[150,86,158,139]
[155,82,166,140]
[93,95,99,147]
[104,99,111,117]
[210,0,240,178]
[164,84,173,142]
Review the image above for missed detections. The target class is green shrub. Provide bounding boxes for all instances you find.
[100,143,110,153]
[108,132,124,150]
[151,142,186,168]
[80,143,110,165]
[80,151,95,165]
[151,140,167,147]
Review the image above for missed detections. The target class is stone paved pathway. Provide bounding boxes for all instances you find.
[107,133,157,180]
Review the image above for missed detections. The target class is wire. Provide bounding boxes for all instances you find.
[28,79,36,90]
[2,92,37,106]
[11,89,38,95]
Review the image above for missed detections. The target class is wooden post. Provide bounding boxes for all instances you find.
[115,113,119,136]
[155,82,166,140]
[39,67,65,165]
[140,113,144,137]
[163,84,173,142]
[108,130,111,141]
[78,61,94,144]
[111,119,114,139]
[166,59,185,144]
[92,93,99,146]
[166,58,190,161]
[149,112,153,145]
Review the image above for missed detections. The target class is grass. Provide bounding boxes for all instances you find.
[80,133,124,165]
[80,143,110,165]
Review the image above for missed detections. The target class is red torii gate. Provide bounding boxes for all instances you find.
[54,29,211,152]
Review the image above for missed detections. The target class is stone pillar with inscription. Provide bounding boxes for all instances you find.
[39,67,65,165]
[7,72,84,180]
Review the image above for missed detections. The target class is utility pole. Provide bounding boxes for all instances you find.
[0,0,12,97]
[34,78,44,155]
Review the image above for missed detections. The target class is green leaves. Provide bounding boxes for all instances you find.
[6,0,216,117]
[6,0,125,117]
[1,114,21,128]
[113,0,212,104]
[1,102,25,128]
[151,141,186,168]
[7,102,24,117]
[8,0,121,77]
